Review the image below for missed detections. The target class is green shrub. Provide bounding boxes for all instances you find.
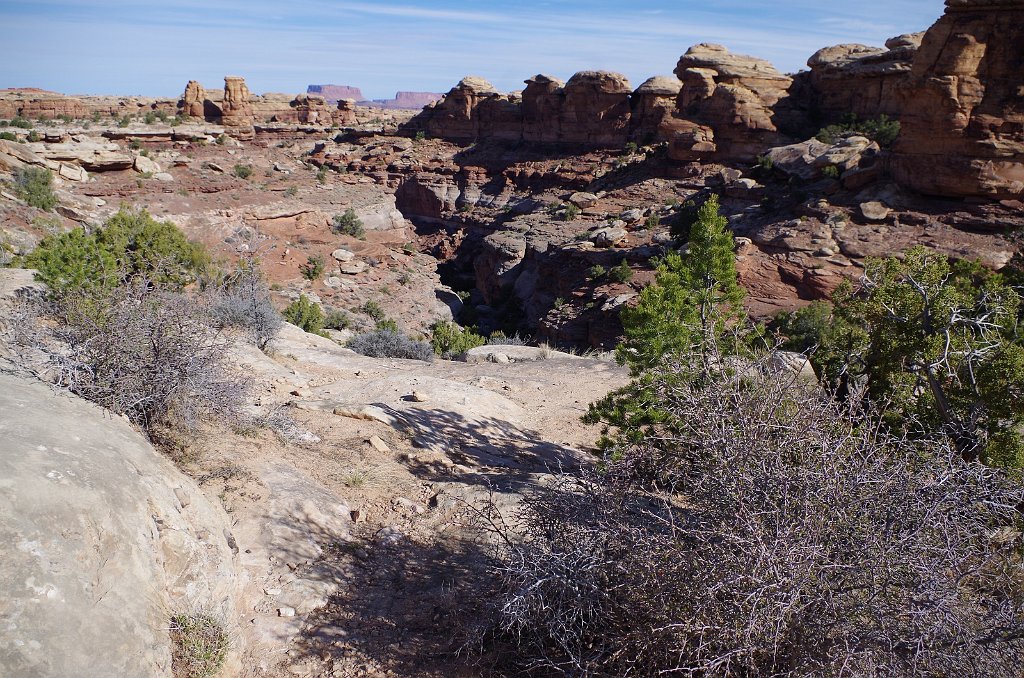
[430,320,486,358]
[26,130,42,142]
[10,116,32,129]
[375,318,399,332]
[117,115,131,128]
[25,206,207,296]
[360,300,386,321]
[815,114,901,147]
[332,208,365,239]
[644,214,660,230]
[299,254,325,281]
[0,131,14,141]
[822,164,840,179]
[587,264,607,281]
[15,166,58,211]
[315,166,328,184]
[669,199,698,241]
[608,259,634,284]
[624,141,639,155]
[283,294,327,336]
[143,111,157,125]
[414,130,426,142]
[215,133,227,145]
[323,308,350,330]
[563,203,580,221]
[233,163,252,180]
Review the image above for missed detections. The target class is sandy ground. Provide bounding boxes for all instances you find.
[181,325,627,677]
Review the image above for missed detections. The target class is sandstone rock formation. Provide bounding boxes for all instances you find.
[220,76,254,138]
[0,91,90,121]
[891,0,1024,199]
[668,44,795,160]
[805,34,921,124]
[369,91,443,110]
[630,76,682,143]
[181,80,206,118]
[559,71,632,146]
[522,74,565,143]
[421,76,502,141]
[0,373,241,677]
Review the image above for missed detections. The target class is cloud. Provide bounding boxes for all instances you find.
[0,0,942,98]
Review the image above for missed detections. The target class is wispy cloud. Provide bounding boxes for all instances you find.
[0,0,942,98]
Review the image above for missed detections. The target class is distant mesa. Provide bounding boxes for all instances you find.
[307,84,365,104]
[307,84,442,110]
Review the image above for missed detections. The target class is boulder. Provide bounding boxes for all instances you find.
[891,0,1024,199]
[860,201,891,221]
[0,374,241,677]
[133,154,160,174]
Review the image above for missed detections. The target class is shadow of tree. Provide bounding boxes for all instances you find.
[373,402,586,491]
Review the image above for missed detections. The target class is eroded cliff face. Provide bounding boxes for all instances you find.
[891,0,1024,199]
[805,34,922,125]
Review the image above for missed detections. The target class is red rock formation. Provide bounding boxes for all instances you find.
[421,76,502,141]
[806,34,921,124]
[220,76,254,138]
[0,92,90,120]
[181,80,205,118]
[364,92,444,110]
[288,94,333,124]
[335,99,358,125]
[307,84,365,105]
[891,0,1024,199]
[630,76,681,143]
[669,44,793,160]
[559,71,632,146]
[522,75,564,143]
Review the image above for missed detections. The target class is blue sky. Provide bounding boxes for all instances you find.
[1,1,941,99]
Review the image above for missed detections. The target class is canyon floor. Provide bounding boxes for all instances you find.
[1,112,1021,677]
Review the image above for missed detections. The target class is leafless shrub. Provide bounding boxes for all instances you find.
[25,281,251,439]
[347,329,434,361]
[474,352,1024,676]
[206,264,282,350]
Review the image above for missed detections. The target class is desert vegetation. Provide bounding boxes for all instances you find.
[15,207,279,441]
[461,194,1024,676]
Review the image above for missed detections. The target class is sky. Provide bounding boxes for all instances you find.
[0,1,942,100]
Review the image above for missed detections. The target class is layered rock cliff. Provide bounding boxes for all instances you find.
[891,0,1024,199]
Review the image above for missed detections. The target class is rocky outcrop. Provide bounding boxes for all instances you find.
[559,71,632,146]
[220,76,254,138]
[891,0,1024,199]
[630,76,682,143]
[181,80,205,118]
[0,373,242,677]
[668,44,795,160]
[522,74,565,143]
[0,91,93,121]
[336,98,358,125]
[421,76,503,141]
[806,34,922,124]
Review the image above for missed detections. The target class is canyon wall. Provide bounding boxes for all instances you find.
[890,0,1024,199]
